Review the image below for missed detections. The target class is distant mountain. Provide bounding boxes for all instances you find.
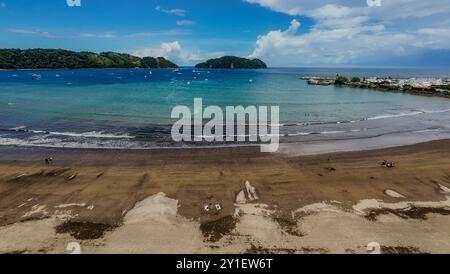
[0,49,178,69]
[195,56,267,69]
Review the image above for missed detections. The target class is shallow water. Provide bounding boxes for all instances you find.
[1,67,450,149]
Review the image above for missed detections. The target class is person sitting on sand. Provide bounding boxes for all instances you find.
[386,162,395,168]
[45,157,54,165]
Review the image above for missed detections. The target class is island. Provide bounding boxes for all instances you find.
[195,56,267,69]
[0,49,178,69]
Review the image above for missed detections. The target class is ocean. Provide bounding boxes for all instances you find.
[1,67,450,149]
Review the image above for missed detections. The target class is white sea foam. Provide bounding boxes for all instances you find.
[367,109,450,121]
[6,127,134,139]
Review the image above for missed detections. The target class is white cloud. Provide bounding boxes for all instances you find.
[176,20,196,26]
[126,30,188,38]
[8,28,55,38]
[155,5,187,16]
[132,41,224,65]
[245,0,450,66]
[79,32,116,39]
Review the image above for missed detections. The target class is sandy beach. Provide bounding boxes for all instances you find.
[1,140,450,254]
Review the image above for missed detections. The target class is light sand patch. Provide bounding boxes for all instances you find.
[439,184,450,194]
[55,203,86,209]
[235,181,259,204]
[384,189,406,198]
[89,193,208,254]
[294,202,340,215]
[54,210,78,220]
[236,190,247,204]
[352,197,450,215]
[245,181,258,201]
[123,192,178,224]
[4,195,450,254]
[22,204,48,219]
[0,217,74,254]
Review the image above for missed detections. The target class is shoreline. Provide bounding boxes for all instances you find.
[2,126,450,159]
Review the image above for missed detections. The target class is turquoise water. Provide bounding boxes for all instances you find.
[1,67,450,148]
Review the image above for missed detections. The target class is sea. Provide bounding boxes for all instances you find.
[1,67,450,150]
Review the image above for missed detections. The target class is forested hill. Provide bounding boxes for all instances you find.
[195,56,267,69]
[0,49,178,69]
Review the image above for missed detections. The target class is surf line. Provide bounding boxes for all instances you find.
[171,98,280,152]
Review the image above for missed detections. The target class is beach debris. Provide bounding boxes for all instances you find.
[236,181,259,204]
[96,172,104,178]
[439,184,450,194]
[87,205,95,211]
[66,174,77,181]
[15,173,27,180]
[325,167,336,172]
[384,189,406,199]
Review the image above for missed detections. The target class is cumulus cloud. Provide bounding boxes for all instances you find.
[245,0,450,66]
[132,41,223,65]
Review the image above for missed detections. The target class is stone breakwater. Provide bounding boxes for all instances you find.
[302,76,450,98]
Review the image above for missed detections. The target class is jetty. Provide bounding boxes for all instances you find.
[301,76,450,98]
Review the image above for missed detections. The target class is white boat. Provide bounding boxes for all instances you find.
[31,74,42,80]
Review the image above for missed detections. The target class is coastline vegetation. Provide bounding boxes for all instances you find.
[0,49,178,69]
[195,56,267,69]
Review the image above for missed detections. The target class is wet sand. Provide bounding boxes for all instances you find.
[1,140,450,254]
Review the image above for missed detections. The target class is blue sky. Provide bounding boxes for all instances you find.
[0,0,449,67]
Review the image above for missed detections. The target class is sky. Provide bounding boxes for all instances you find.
[0,0,449,67]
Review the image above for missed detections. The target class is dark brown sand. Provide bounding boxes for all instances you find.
[1,141,450,253]
[1,140,450,226]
